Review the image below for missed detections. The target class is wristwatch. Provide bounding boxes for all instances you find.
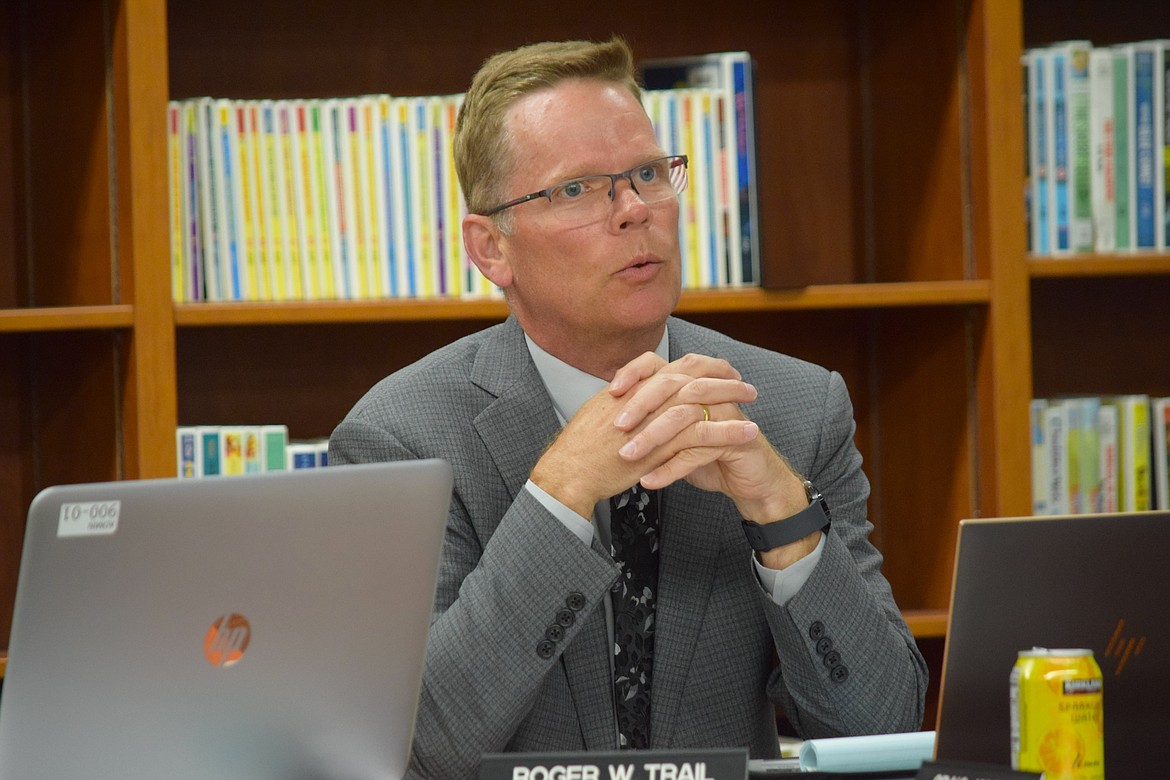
[740,479,831,552]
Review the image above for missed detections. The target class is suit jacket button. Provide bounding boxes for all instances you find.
[823,650,842,669]
[566,592,586,611]
[556,608,576,628]
[809,621,826,641]
[536,640,556,660]
[815,636,833,656]
[831,664,850,683]
[545,623,565,642]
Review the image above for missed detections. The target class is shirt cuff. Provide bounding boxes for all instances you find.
[753,531,826,606]
[525,479,595,546]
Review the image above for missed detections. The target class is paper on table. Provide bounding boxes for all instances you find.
[799,730,936,773]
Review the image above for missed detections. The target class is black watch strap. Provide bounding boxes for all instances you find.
[741,481,831,552]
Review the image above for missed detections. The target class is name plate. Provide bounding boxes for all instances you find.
[916,761,1041,780]
[480,748,748,780]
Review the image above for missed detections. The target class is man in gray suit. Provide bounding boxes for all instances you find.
[331,37,927,779]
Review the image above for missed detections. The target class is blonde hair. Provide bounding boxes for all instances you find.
[454,37,643,220]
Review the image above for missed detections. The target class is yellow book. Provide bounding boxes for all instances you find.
[167,101,186,302]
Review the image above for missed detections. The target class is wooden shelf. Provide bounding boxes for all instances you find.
[902,609,950,640]
[173,281,991,328]
[0,306,134,333]
[1029,254,1170,277]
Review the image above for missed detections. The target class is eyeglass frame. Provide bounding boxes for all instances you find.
[477,154,689,218]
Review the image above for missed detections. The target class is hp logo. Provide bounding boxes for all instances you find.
[204,613,251,667]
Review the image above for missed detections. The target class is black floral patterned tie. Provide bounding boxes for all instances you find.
[609,484,660,749]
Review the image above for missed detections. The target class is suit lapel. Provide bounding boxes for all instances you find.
[470,317,619,749]
[470,318,560,499]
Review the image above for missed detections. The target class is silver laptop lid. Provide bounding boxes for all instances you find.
[935,512,1170,778]
[0,459,452,780]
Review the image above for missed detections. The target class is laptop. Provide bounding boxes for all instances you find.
[934,512,1170,778]
[0,459,452,780]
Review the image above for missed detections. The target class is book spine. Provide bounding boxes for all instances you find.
[181,101,203,301]
[196,98,222,301]
[1112,46,1133,251]
[260,424,289,472]
[1097,401,1119,513]
[176,426,202,478]
[1050,48,1071,253]
[1153,398,1170,510]
[1030,398,1050,515]
[1089,49,1116,252]
[199,426,222,477]
[1044,400,1070,515]
[1066,44,1094,252]
[168,102,186,302]
[1134,46,1157,249]
[1027,50,1051,255]
[216,99,244,300]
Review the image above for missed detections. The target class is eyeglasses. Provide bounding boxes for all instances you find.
[479,155,688,226]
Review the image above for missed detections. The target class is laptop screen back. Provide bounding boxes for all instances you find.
[935,512,1170,778]
[0,459,452,780]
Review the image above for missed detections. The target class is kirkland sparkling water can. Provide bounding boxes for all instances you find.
[1010,648,1104,779]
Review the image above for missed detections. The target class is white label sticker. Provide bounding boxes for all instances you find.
[58,501,121,537]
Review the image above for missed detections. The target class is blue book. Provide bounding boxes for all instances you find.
[1052,50,1070,252]
[1028,50,1051,255]
[1134,47,1156,249]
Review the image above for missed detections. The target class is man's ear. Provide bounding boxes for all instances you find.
[463,214,513,289]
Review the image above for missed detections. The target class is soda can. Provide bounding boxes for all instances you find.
[1010,647,1104,779]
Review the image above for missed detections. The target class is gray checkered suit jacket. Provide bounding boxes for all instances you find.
[330,316,927,780]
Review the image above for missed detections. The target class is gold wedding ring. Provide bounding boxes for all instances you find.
[701,405,711,422]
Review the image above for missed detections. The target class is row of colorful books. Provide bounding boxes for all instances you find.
[1023,39,1170,256]
[167,52,762,303]
[176,425,330,477]
[1030,395,1170,516]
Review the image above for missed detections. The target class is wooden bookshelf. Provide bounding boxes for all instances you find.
[10,0,1133,715]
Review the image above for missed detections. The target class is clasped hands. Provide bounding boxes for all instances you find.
[532,352,815,562]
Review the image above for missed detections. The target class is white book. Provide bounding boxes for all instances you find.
[1050,41,1094,254]
[237,101,266,301]
[213,98,245,300]
[1044,399,1070,515]
[1088,48,1116,252]
[194,98,221,301]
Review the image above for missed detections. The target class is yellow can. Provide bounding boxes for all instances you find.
[1010,648,1104,779]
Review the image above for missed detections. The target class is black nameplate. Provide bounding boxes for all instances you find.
[915,761,1041,780]
[480,748,749,780]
